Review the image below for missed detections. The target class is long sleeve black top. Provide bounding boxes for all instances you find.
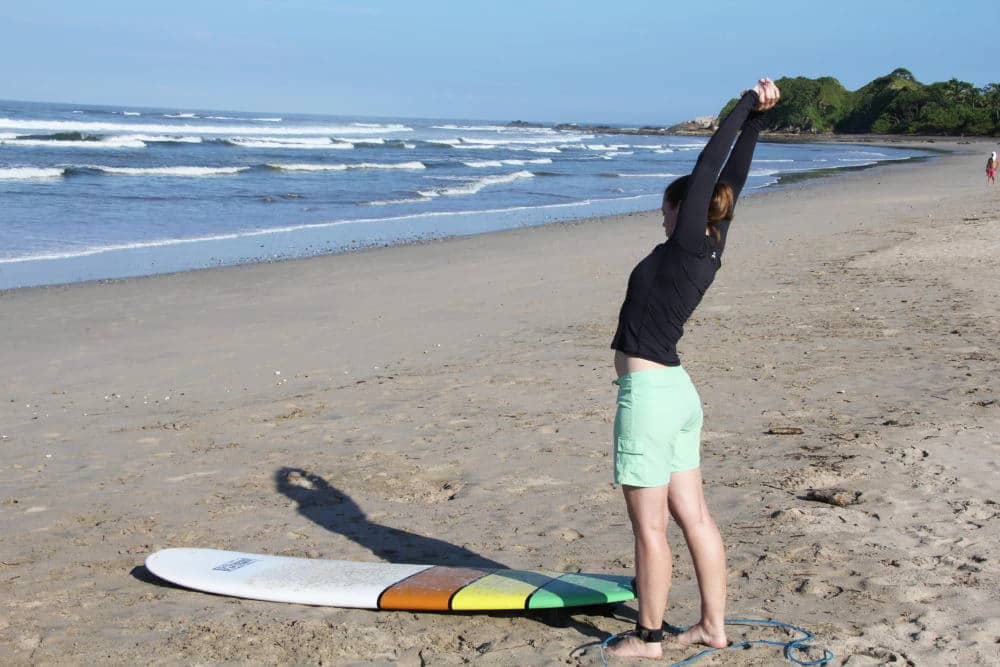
[611,91,765,366]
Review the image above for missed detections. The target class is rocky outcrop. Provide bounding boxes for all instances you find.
[666,115,717,134]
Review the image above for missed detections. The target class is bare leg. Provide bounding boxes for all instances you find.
[606,484,670,659]
[667,468,729,648]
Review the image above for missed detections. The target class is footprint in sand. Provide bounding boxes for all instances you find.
[794,578,844,599]
[860,575,941,603]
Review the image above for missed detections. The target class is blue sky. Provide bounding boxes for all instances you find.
[2,1,996,124]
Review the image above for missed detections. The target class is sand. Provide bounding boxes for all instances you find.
[2,141,999,665]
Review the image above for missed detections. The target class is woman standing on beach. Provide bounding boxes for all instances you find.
[987,152,996,185]
[606,78,780,659]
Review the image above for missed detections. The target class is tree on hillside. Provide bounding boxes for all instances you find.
[714,69,999,136]
[717,76,850,133]
[941,78,978,107]
[836,68,922,133]
[868,87,930,134]
[983,83,1000,125]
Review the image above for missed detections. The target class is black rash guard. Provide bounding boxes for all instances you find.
[611,91,766,366]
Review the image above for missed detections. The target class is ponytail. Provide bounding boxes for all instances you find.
[664,176,735,242]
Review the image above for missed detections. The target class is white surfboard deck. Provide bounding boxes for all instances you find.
[145,548,636,611]
[147,548,429,608]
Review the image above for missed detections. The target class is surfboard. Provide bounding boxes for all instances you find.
[145,548,635,611]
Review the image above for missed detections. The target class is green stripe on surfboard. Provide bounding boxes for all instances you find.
[527,573,635,609]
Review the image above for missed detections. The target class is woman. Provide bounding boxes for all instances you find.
[606,78,780,659]
[987,152,996,185]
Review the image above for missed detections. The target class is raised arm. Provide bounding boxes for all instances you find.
[718,110,768,201]
[671,90,759,252]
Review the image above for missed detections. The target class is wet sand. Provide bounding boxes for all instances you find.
[2,140,999,665]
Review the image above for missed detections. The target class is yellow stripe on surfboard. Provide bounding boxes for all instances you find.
[449,569,561,610]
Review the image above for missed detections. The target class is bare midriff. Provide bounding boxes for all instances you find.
[614,350,672,378]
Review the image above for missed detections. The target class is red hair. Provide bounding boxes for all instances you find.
[664,175,734,242]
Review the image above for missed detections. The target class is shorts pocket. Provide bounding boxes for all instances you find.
[613,391,643,454]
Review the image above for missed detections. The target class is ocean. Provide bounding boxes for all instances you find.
[0,100,929,289]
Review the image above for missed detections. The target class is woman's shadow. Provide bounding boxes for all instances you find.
[274,466,506,569]
[276,466,628,646]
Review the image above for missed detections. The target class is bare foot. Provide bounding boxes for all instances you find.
[604,633,663,659]
[673,622,728,649]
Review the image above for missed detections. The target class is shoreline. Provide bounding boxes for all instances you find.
[0,138,954,294]
[773,153,935,186]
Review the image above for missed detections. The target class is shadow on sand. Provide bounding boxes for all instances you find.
[273,466,631,643]
[274,466,506,568]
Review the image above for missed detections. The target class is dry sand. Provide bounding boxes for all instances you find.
[2,141,999,665]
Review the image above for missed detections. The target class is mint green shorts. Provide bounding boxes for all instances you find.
[613,366,703,487]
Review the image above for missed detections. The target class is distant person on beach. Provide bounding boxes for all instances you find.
[605,78,780,659]
[988,152,996,185]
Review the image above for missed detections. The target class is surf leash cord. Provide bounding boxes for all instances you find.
[598,617,835,667]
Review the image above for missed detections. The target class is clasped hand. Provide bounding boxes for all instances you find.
[747,78,780,111]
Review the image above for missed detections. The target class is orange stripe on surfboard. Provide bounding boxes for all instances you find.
[377,566,489,611]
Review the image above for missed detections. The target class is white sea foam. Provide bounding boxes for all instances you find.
[120,134,203,143]
[754,159,794,163]
[462,158,552,168]
[843,150,888,157]
[616,172,681,178]
[267,161,425,172]
[832,160,879,168]
[653,149,675,154]
[419,170,533,198]
[266,163,347,172]
[462,160,503,167]
[90,165,250,176]
[122,111,141,116]
[356,161,426,170]
[0,118,413,136]
[0,137,146,148]
[231,136,335,146]
[403,143,416,149]
[0,194,659,265]
[0,167,65,179]
[165,113,198,118]
[457,135,584,146]
[429,136,578,150]
[432,124,555,133]
[228,137,354,149]
[253,117,283,122]
[366,195,434,206]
